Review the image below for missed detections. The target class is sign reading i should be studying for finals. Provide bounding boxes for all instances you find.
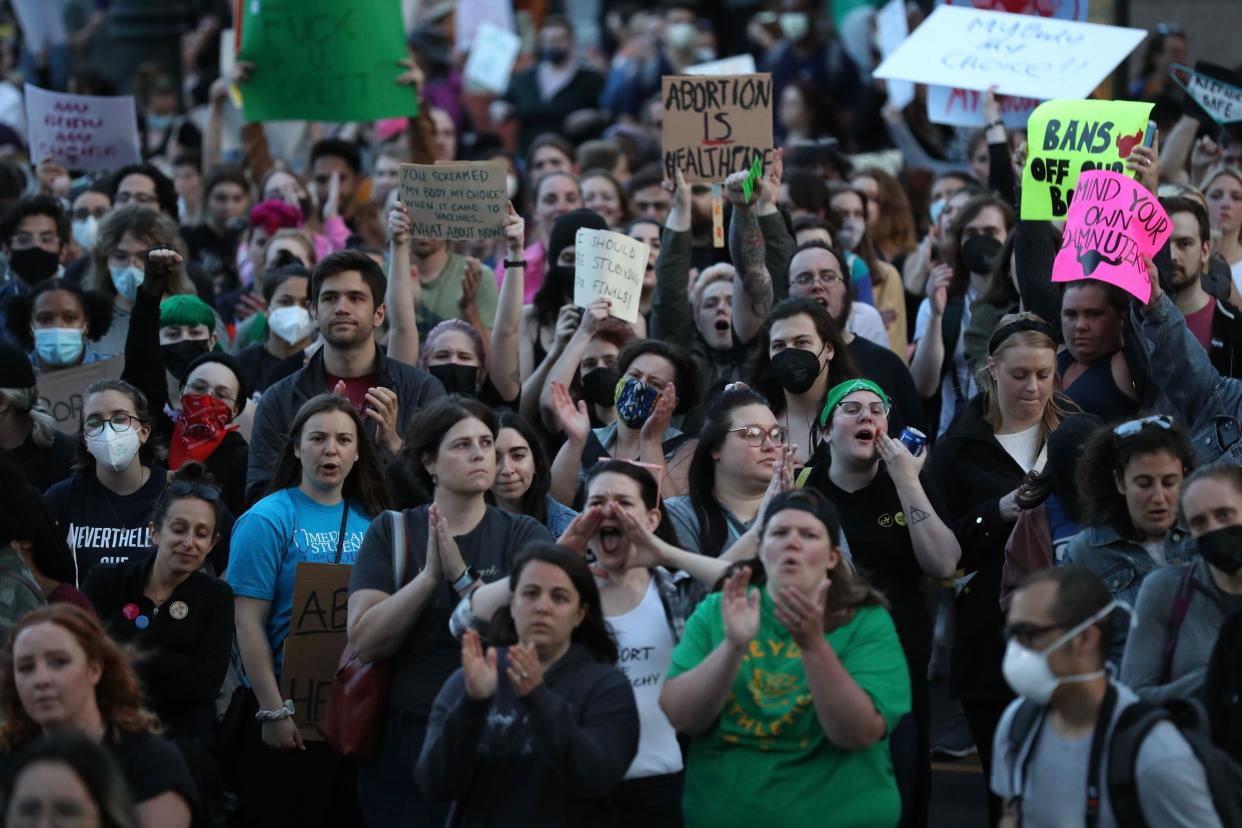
[238,0,418,123]
[662,74,774,184]
[280,562,352,741]
[1051,170,1171,304]
[398,160,507,240]
[872,6,1144,101]
[573,228,649,324]
[25,86,140,172]
[1020,98,1153,220]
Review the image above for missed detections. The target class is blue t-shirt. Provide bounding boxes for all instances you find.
[226,487,373,673]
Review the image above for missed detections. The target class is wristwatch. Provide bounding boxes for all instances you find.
[452,566,481,595]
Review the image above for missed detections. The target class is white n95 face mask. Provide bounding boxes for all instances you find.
[1001,601,1122,705]
[86,427,142,472]
[267,306,315,345]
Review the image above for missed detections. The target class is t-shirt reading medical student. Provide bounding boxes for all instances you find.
[226,486,372,673]
[44,465,168,584]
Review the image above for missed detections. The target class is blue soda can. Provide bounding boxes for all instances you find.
[899,427,927,457]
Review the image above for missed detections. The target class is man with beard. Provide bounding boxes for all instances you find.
[405,234,498,345]
[1162,195,1242,377]
[244,250,445,502]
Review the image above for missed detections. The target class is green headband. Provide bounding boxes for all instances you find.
[819,379,890,426]
[159,294,216,329]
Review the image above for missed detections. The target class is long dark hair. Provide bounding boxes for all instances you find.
[400,395,498,494]
[1076,419,1195,540]
[0,459,77,584]
[747,297,858,424]
[265,394,394,517]
[944,194,1015,298]
[0,733,137,828]
[72,379,163,473]
[687,387,773,557]
[487,412,551,525]
[489,543,619,664]
[584,459,680,548]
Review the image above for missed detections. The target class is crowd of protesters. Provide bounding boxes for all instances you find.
[0,2,1240,827]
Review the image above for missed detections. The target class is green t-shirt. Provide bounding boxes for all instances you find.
[415,252,499,344]
[667,590,910,828]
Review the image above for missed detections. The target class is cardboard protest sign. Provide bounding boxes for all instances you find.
[1051,170,1171,304]
[463,22,521,95]
[873,6,1144,101]
[926,85,1041,129]
[940,0,1089,23]
[25,86,140,172]
[1020,99,1153,220]
[684,54,757,76]
[662,74,774,184]
[875,0,915,110]
[238,0,418,123]
[398,161,508,240]
[279,563,352,741]
[573,228,649,324]
[35,357,126,435]
[1171,64,1242,125]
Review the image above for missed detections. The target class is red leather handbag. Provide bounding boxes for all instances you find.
[318,510,412,761]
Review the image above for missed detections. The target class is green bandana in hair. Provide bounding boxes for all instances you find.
[819,379,890,426]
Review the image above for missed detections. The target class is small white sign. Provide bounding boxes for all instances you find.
[464,22,522,95]
[684,54,757,76]
[573,228,649,324]
[875,0,915,110]
[25,85,141,172]
[873,5,1145,100]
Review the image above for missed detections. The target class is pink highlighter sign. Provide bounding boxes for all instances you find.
[1051,170,1170,304]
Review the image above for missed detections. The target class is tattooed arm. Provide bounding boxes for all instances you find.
[726,169,774,345]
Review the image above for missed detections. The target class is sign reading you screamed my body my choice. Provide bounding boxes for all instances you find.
[662,74,774,184]
[238,0,418,123]
[398,161,507,240]
[574,228,649,324]
[1020,99,1153,220]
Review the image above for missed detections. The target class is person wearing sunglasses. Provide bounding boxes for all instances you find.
[82,462,233,747]
[802,378,960,827]
[1063,416,1196,665]
[665,386,792,558]
[44,379,166,584]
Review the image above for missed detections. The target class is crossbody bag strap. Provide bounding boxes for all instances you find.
[1084,684,1119,828]
[332,499,349,565]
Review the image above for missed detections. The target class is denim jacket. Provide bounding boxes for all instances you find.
[1136,294,1242,466]
[1063,523,1195,664]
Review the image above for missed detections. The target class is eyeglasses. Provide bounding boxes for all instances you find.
[184,379,236,405]
[83,412,142,437]
[107,249,149,269]
[837,401,890,418]
[1113,415,1173,439]
[728,425,788,447]
[791,272,844,289]
[116,191,159,206]
[10,232,60,249]
[1002,621,1064,649]
[72,206,109,221]
[165,480,221,501]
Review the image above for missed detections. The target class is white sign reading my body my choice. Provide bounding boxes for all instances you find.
[573,228,649,324]
[873,5,1145,101]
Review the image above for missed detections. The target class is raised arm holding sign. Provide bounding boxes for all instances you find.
[25,86,140,172]
[397,161,508,240]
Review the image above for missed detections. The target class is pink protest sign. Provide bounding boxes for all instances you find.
[1051,170,1170,304]
[25,85,141,172]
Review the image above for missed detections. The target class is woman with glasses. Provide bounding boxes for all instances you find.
[82,462,233,745]
[85,207,199,359]
[665,386,791,558]
[1063,415,1196,664]
[227,394,392,826]
[927,312,1072,826]
[803,378,961,828]
[45,379,166,585]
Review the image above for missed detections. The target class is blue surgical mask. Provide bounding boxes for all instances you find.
[929,198,946,225]
[33,327,85,366]
[147,113,174,131]
[614,377,659,429]
[110,265,144,302]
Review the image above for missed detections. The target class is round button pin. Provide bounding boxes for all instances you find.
[169,601,189,621]
[135,615,150,630]
[122,603,140,621]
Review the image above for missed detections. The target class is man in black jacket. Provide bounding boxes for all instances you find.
[1162,195,1242,378]
[245,250,444,503]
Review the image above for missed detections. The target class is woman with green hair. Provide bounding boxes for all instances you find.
[122,250,250,519]
[801,377,961,827]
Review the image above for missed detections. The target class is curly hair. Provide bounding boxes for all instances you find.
[0,604,158,750]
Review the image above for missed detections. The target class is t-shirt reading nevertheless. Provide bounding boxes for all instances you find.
[349,505,551,717]
[667,592,911,828]
[226,487,372,674]
[45,467,169,585]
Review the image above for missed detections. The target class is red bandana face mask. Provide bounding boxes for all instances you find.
[170,393,236,468]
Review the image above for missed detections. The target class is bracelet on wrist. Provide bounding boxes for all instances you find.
[503,259,527,269]
[986,119,1004,129]
[255,700,296,722]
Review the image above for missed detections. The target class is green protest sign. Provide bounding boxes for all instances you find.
[1020,99,1153,220]
[239,0,418,123]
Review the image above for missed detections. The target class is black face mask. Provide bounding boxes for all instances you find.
[550,265,576,296]
[162,340,210,383]
[580,366,619,408]
[540,47,569,66]
[8,247,60,283]
[960,234,1003,275]
[428,363,479,397]
[1196,525,1242,576]
[770,347,824,394]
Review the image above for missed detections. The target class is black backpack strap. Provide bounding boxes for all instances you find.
[1007,699,1047,814]
[1105,699,1166,828]
[941,295,966,381]
[1084,684,1119,828]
